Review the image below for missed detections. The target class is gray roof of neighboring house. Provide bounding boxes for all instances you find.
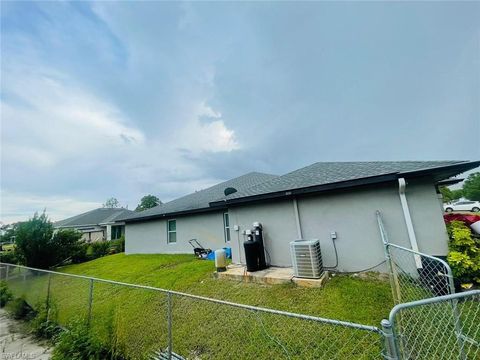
[55,208,135,228]
[118,172,278,222]
[219,161,474,201]
[121,160,479,223]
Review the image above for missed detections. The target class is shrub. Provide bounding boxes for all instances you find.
[30,304,62,339]
[0,281,13,307]
[0,250,20,264]
[6,297,34,320]
[446,221,480,284]
[53,229,85,265]
[110,236,125,254]
[71,242,90,264]
[90,241,110,259]
[69,237,123,264]
[52,319,124,360]
[15,212,84,269]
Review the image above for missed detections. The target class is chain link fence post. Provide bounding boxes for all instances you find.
[0,262,391,359]
[389,290,479,360]
[5,264,10,281]
[87,278,94,326]
[381,319,399,360]
[167,291,172,360]
[46,272,52,321]
[376,211,400,304]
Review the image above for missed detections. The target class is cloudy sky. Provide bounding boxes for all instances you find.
[1,1,479,223]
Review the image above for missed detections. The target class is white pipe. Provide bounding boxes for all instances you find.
[398,178,422,268]
[293,197,303,239]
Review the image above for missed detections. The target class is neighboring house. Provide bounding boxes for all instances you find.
[119,161,479,272]
[55,208,135,242]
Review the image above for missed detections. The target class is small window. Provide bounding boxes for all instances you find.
[111,225,123,240]
[223,213,231,242]
[167,219,177,244]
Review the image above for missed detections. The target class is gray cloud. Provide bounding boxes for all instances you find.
[1,1,479,223]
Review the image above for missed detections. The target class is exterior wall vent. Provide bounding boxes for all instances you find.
[290,239,323,279]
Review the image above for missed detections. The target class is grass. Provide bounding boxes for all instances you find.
[58,254,392,324]
[5,254,393,359]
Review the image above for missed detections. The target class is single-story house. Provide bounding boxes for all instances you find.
[55,208,134,242]
[118,161,479,272]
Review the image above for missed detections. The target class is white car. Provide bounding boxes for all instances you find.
[444,200,480,213]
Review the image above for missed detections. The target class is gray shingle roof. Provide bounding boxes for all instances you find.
[221,161,470,200]
[55,208,135,228]
[119,172,278,221]
[120,160,478,222]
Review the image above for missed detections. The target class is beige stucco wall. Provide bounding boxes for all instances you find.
[81,230,105,243]
[228,200,299,266]
[229,179,449,272]
[125,211,228,255]
[124,178,449,273]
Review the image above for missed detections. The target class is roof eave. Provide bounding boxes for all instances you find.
[55,224,102,229]
[98,221,125,226]
[436,178,464,186]
[397,160,480,181]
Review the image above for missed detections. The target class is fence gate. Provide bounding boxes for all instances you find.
[388,290,480,360]
[376,210,455,304]
[376,211,479,359]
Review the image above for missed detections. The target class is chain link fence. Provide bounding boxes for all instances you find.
[376,210,455,304]
[385,243,454,304]
[387,290,480,360]
[0,263,385,360]
[2,214,479,360]
[376,210,480,359]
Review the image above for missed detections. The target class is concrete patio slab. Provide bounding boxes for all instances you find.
[215,264,328,287]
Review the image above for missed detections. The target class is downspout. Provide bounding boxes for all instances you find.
[292,197,303,239]
[398,178,422,268]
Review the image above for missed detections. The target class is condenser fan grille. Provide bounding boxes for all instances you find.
[290,239,324,279]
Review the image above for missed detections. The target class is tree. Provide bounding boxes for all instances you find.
[451,189,464,201]
[439,187,463,203]
[14,212,83,269]
[439,186,453,203]
[135,195,161,212]
[0,223,19,243]
[103,197,120,208]
[463,172,480,201]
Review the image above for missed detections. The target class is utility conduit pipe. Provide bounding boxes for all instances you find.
[292,197,303,239]
[398,178,422,268]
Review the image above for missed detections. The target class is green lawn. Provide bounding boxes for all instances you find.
[5,254,392,359]
[58,253,392,324]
